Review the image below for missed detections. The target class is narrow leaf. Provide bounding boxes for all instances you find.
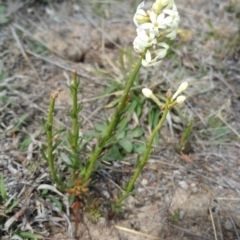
[118,139,133,153]
[0,173,8,201]
[18,232,44,239]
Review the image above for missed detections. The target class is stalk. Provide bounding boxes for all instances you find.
[84,58,142,182]
[116,99,170,205]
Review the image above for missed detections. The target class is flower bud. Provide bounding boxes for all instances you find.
[178,81,188,92]
[176,95,186,104]
[171,82,188,101]
[134,14,150,24]
[166,89,172,99]
[142,88,153,98]
[152,0,173,15]
[51,91,58,99]
[142,88,165,109]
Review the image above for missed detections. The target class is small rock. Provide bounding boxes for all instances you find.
[141,178,148,185]
[178,180,188,190]
[190,182,198,193]
[179,210,185,220]
[173,170,181,175]
[224,220,233,230]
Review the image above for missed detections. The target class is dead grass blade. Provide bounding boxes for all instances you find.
[209,206,218,240]
[114,225,163,240]
[10,26,42,82]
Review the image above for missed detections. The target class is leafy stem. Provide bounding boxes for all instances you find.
[46,92,61,189]
[70,70,82,172]
[83,58,142,182]
[116,98,170,205]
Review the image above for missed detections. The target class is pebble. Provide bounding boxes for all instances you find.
[141,178,148,185]
[178,180,188,190]
[179,210,185,220]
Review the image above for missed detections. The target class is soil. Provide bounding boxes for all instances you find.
[0,0,240,239]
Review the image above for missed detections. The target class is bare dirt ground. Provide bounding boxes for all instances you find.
[0,0,240,239]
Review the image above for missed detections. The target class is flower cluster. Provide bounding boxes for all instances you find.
[142,81,188,107]
[133,0,180,67]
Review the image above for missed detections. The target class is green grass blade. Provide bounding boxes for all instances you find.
[0,173,8,201]
[18,232,44,239]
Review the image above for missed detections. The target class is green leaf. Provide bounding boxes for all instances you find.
[208,115,222,128]
[49,196,62,212]
[18,232,44,239]
[41,118,47,130]
[0,173,8,201]
[117,118,128,133]
[153,111,160,144]
[102,144,122,161]
[101,84,119,95]
[104,98,120,108]
[118,139,133,153]
[136,103,143,117]
[171,212,180,222]
[84,130,99,138]
[94,123,107,133]
[0,6,6,14]
[60,152,72,165]
[0,16,9,24]
[28,42,47,54]
[134,144,146,154]
[127,100,137,116]
[40,147,48,161]
[52,139,62,152]
[19,136,31,151]
[0,71,6,81]
[68,194,75,205]
[127,127,143,138]
[0,96,14,105]
[116,130,125,140]
[41,189,48,196]
[176,121,193,153]
[5,199,19,214]
[8,114,29,134]
[136,154,141,167]
[148,107,154,125]
[214,127,230,139]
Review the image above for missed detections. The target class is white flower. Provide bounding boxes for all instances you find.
[142,88,153,98]
[133,1,148,27]
[166,28,177,40]
[142,50,162,67]
[152,0,174,15]
[140,11,171,36]
[136,28,157,48]
[176,95,186,104]
[141,42,169,67]
[133,37,146,53]
[155,42,169,58]
[132,0,180,67]
[171,82,188,101]
[163,3,180,28]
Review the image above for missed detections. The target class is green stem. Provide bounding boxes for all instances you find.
[116,99,170,205]
[84,58,142,182]
[71,71,81,171]
[46,96,61,188]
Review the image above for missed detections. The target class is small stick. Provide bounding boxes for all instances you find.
[209,206,218,240]
[10,26,42,82]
